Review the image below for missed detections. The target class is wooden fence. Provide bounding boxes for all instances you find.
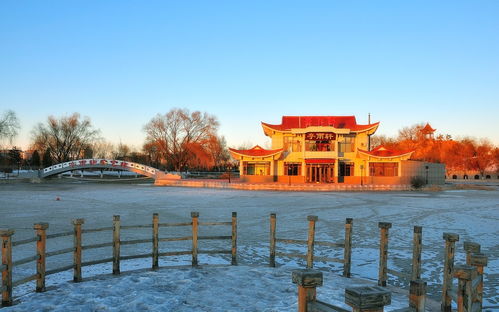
[269,214,352,277]
[0,212,237,307]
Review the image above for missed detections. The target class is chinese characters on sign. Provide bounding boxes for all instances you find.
[305,132,336,140]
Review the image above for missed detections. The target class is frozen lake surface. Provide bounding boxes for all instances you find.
[0,182,498,310]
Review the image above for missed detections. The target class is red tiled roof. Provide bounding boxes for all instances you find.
[262,116,379,132]
[421,123,436,133]
[229,145,283,158]
[357,145,414,158]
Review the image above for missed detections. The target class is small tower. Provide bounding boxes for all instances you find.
[421,123,436,140]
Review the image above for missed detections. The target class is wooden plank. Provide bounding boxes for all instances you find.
[411,226,422,280]
[46,231,73,239]
[314,256,344,264]
[198,250,231,254]
[113,215,121,275]
[72,219,84,282]
[12,255,39,267]
[158,236,192,242]
[119,254,151,261]
[81,227,113,234]
[82,242,113,250]
[276,252,307,259]
[120,224,152,229]
[121,239,152,245]
[198,236,231,240]
[158,251,192,257]
[198,222,231,226]
[276,238,308,245]
[343,218,353,277]
[269,213,276,267]
[46,247,75,258]
[442,232,459,311]
[12,237,38,247]
[152,213,159,270]
[158,222,192,227]
[315,241,345,248]
[45,264,74,276]
[12,274,37,287]
[191,212,199,267]
[231,212,237,265]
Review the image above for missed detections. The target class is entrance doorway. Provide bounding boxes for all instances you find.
[306,164,334,183]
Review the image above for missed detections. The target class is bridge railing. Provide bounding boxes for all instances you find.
[0,212,237,307]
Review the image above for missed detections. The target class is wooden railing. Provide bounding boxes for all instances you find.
[269,214,352,277]
[0,212,237,307]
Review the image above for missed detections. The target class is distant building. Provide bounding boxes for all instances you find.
[229,116,445,184]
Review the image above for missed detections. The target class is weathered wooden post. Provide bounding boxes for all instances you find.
[34,223,49,292]
[1,229,14,307]
[470,253,487,310]
[112,215,120,275]
[453,265,477,312]
[269,213,276,267]
[191,212,199,267]
[152,213,159,270]
[231,212,237,265]
[463,241,480,265]
[345,286,391,312]
[292,269,323,312]
[343,218,353,277]
[378,222,392,286]
[441,232,459,312]
[72,218,84,282]
[411,226,422,280]
[306,216,317,269]
[409,279,426,312]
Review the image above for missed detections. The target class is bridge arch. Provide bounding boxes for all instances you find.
[40,159,166,179]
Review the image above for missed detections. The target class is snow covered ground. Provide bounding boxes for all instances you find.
[0,182,498,310]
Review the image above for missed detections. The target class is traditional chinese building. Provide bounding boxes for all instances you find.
[229,116,445,184]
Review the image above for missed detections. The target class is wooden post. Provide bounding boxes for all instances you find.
[378,222,391,286]
[231,212,237,265]
[34,223,49,292]
[191,212,199,267]
[270,213,276,267]
[343,218,353,277]
[441,232,459,312]
[1,229,14,307]
[470,253,487,310]
[72,218,84,282]
[411,226,422,280]
[409,279,426,312]
[112,215,120,275]
[152,213,159,270]
[306,216,318,269]
[345,286,391,312]
[463,241,480,265]
[292,269,323,312]
[453,265,477,312]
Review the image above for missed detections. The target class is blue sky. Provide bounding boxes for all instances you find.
[1,1,498,150]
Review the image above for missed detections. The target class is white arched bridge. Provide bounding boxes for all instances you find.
[40,159,170,180]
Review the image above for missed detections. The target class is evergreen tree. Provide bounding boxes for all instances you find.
[31,150,41,168]
[42,148,53,167]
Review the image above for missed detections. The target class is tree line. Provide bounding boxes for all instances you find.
[0,109,231,172]
[371,124,499,177]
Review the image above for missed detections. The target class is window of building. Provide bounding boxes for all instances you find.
[305,140,335,152]
[284,162,301,176]
[339,135,355,153]
[369,162,398,176]
[283,136,301,152]
[339,162,354,176]
[243,162,270,175]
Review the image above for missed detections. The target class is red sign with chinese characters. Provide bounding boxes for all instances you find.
[305,132,336,141]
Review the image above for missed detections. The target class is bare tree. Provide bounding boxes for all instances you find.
[92,140,115,159]
[143,108,219,171]
[113,142,132,160]
[0,110,20,144]
[32,113,100,163]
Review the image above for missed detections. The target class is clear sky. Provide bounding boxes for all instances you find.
[1,1,498,150]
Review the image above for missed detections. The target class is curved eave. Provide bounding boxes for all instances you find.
[357,149,414,160]
[261,122,291,136]
[229,148,283,160]
[351,122,380,134]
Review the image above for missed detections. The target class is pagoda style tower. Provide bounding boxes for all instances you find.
[421,123,436,140]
